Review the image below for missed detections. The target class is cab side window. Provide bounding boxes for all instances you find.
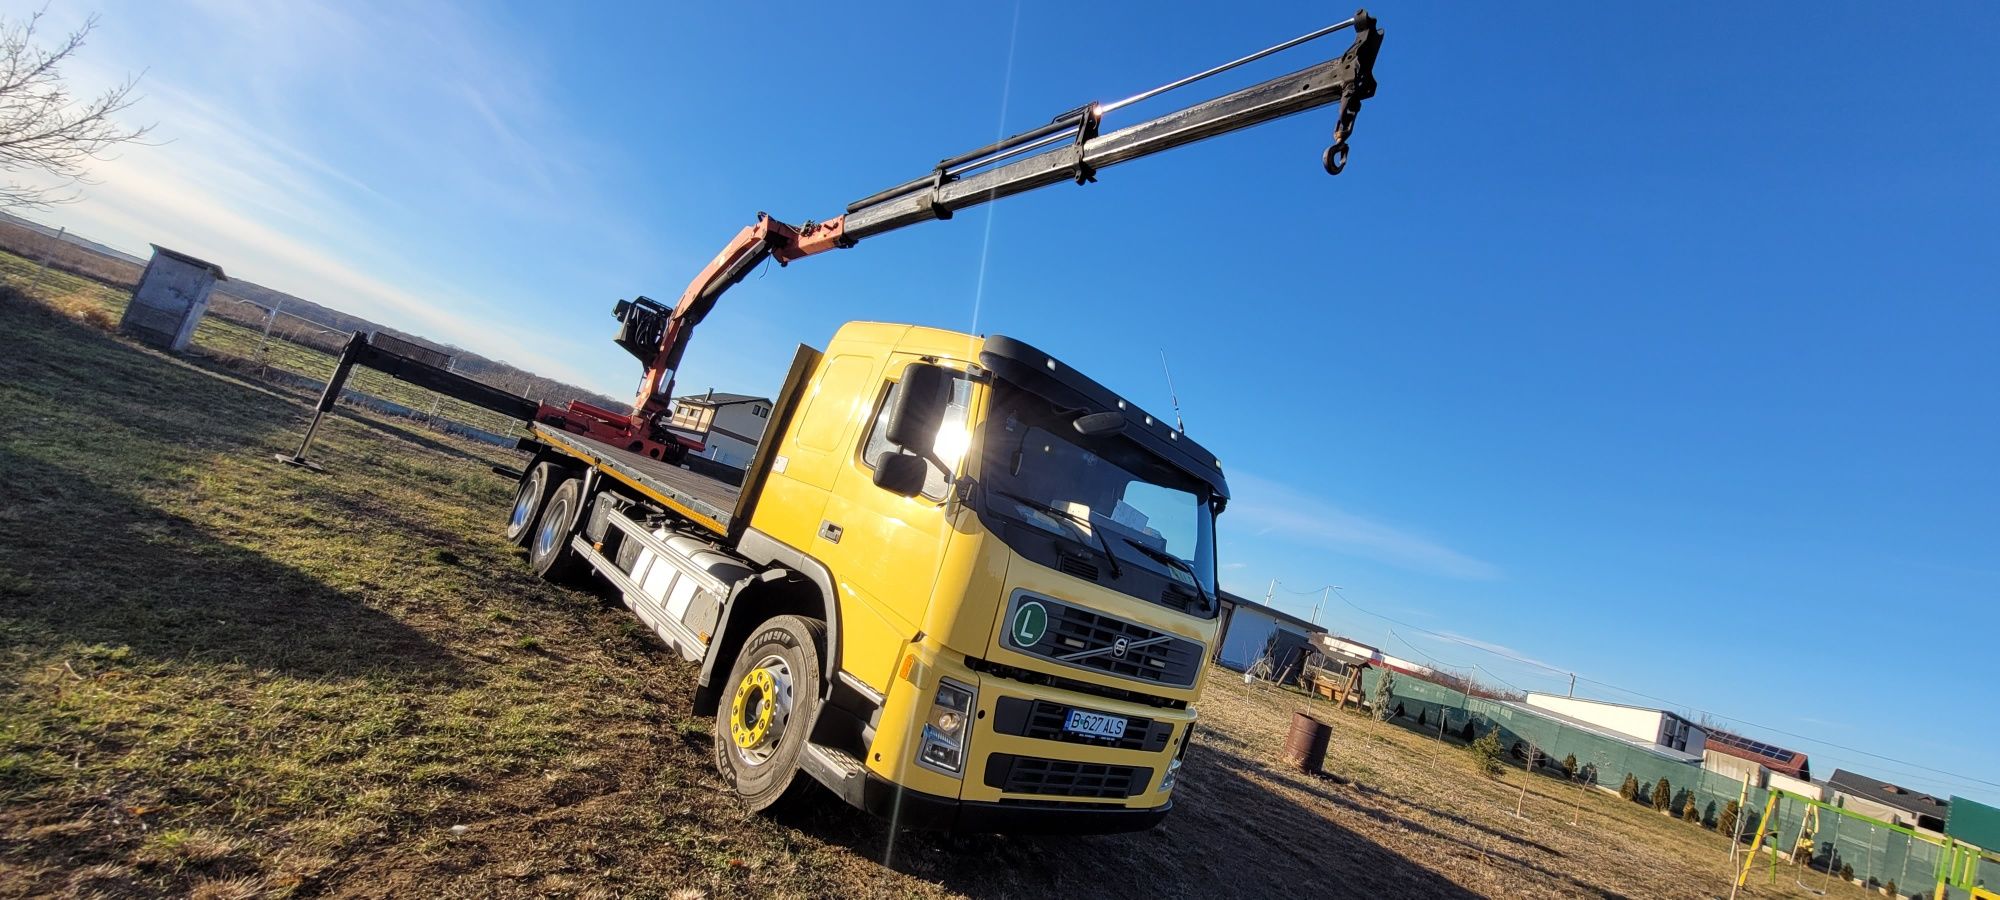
[861,372,971,500]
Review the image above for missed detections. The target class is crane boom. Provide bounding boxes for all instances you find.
[571,11,1383,459]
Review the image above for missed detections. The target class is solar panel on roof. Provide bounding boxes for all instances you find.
[1709,730,1801,765]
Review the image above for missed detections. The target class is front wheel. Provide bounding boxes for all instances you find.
[713,615,825,812]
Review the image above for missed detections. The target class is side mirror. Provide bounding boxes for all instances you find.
[886,364,952,456]
[1073,411,1126,436]
[872,453,929,497]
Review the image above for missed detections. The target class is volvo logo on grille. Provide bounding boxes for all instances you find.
[1110,637,1130,659]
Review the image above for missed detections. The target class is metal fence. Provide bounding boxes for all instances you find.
[192,293,528,443]
[11,257,532,447]
[1350,667,1997,899]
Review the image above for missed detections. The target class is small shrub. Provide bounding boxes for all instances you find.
[1619,773,1639,802]
[77,306,116,331]
[1839,862,1853,882]
[1683,794,1700,823]
[1371,670,1396,722]
[1718,799,1741,838]
[1469,729,1504,778]
[1652,777,1672,812]
[1562,753,1578,780]
[1885,880,1896,897]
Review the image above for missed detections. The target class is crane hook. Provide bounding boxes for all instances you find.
[1323,142,1349,176]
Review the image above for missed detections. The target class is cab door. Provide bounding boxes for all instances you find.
[811,356,972,693]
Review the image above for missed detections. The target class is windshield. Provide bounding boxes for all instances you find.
[978,384,1218,615]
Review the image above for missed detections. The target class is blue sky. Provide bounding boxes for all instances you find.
[24,2,1998,802]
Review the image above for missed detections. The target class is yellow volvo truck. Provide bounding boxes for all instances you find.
[288,15,1382,832]
[513,323,1227,831]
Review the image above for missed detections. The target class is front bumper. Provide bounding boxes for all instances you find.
[858,771,1172,834]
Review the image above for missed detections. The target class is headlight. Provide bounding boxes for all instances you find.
[917,679,976,776]
[1160,724,1193,793]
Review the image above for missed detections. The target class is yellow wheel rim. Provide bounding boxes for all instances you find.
[730,667,777,750]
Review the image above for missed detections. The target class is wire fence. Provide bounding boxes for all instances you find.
[199,293,529,442]
[4,253,531,447]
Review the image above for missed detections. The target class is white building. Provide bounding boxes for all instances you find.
[665,391,772,468]
[1523,693,1708,756]
[1215,592,1320,673]
[1769,771,1825,801]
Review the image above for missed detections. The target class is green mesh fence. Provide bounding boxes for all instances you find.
[1350,668,1988,898]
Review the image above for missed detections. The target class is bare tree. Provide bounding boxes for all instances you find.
[0,9,151,208]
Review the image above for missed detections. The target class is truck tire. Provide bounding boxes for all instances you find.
[713,615,826,812]
[504,462,557,546]
[528,477,586,583]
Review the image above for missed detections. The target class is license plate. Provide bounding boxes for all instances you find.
[1063,709,1128,740]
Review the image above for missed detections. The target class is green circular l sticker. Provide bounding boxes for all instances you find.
[1012,601,1048,647]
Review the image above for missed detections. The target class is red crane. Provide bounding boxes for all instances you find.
[282,12,1383,469]
[538,11,1383,462]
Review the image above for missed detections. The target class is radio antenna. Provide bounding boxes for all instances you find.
[1159,349,1186,433]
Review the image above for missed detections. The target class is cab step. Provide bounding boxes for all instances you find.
[800,742,869,808]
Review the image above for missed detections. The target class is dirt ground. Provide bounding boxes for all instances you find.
[0,279,1893,899]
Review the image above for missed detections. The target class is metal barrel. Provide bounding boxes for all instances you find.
[1282,711,1331,775]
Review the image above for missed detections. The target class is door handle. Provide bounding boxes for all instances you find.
[819,520,843,543]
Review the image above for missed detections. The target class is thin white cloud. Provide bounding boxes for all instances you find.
[1226,471,1501,580]
[1433,631,1564,673]
[23,0,642,396]
[35,143,604,390]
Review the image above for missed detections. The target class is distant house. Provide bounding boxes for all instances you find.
[1214,592,1321,675]
[1522,693,1708,756]
[1706,728,1810,780]
[665,390,772,469]
[1828,769,1949,834]
[1700,728,1825,797]
[1699,748,1826,800]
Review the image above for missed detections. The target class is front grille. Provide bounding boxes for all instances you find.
[993,697,1174,752]
[966,658,1187,709]
[1005,594,1203,688]
[984,753,1151,799]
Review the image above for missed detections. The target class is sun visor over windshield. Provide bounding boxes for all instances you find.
[979,334,1229,506]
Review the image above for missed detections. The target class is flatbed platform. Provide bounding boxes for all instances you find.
[532,423,741,535]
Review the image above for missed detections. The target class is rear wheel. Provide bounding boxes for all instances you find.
[528,477,587,583]
[504,462,556,546]
[714,615,825,812]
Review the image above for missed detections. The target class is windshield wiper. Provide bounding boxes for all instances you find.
[1120,538,1213,611]
[992,489,1123,579]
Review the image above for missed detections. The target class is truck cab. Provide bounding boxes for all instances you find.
[746,323,1224,830]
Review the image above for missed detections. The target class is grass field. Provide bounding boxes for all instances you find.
[0,283,1895,898]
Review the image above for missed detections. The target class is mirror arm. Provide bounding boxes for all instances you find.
[924,449,954,484]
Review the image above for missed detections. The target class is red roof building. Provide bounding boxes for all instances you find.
[1705,728,1810,779]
